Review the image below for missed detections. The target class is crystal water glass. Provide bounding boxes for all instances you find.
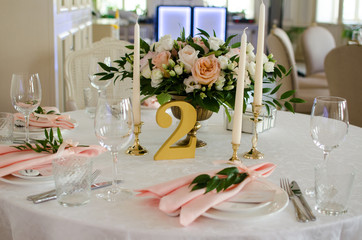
[10,73,42,143]
[306,96,349,196]
[94,94,134,201]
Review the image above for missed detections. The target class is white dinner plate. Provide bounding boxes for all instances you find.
[212,180,276,213]
[0,174,54,185]
[11,169,53,181]
[202,179,288,221]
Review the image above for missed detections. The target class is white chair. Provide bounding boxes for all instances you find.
[64,37,132,111]
[267,27,330,113]
[302,25,336,77]
[325,45,362,127]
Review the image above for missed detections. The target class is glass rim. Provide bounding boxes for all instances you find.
[315,96,347,103]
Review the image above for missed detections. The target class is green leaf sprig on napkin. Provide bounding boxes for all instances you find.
[189,167,248,194]
[12,128,87,154]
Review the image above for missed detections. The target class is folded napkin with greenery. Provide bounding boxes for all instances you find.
[136,162,276,226]
[14,106,75,130]
[0,129,105,178]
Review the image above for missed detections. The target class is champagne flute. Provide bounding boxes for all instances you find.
[94,95,134,201]
[305,96,349,196]
[88,56,112,95]
[10,73,42,143]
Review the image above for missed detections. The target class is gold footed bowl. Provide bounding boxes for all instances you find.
[170,96,213,148]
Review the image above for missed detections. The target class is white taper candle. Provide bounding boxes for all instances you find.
[254,1,265,106]
[133,18,141,125]
[231,29,247,145]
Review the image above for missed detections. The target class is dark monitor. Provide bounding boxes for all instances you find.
[193,7,227,41]
[156,5,192,41]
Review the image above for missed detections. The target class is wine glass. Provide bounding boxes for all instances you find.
[10,73,42,143]
[306,96,349,196]
[88,56,112,94]
[94,95,134,201]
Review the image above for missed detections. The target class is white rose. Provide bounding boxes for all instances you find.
[124,62,133,72]
[208,36,224,51]
[151,69,163,87]
[244,71,251,86]
[264,61,275,73]
[141,66,152,79]
[155,34,173,52]
[183,76,201,93]
[246,42,254,54]
[263,54,268,64]
[247,51,256,62]
[174,65,183,75]
[214,75,226,91]
[247,61,256,77]
[218,56,229,70]
[178,45,199,73]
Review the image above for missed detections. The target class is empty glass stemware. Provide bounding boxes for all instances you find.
[88,56,112,94]
[94,95,134,201]
[305,96,349,196]
[10,73,42,143]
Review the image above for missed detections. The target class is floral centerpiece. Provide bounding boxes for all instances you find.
[97,28,303,119]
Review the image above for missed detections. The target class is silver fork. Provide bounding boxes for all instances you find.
[27,169,101,201]
[280,178,309,222]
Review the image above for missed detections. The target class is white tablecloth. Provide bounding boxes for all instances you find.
[1,109,362,240]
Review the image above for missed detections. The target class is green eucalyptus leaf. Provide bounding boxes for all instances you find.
[205,176,220,194]
[284,101,295,113]
[217,167,239,176]
[289,97,305,103]
[280,90,295,99]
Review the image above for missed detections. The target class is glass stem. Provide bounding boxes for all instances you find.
[24,114,30,143]
[111,151,119,190]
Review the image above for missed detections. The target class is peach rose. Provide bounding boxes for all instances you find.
[152,51,171,71]
[191,55,221,86]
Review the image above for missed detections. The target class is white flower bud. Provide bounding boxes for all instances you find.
[264,62,275,73]
[218,56,229,70]
[174,65,183,75]
[141,66,152,79]
[169,70,176,77]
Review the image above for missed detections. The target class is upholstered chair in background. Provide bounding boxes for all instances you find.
[302,25,336,77]
[267,27,329,114]
[325,45,362,127]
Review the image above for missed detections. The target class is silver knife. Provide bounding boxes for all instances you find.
[291,181,316,221]
[30,180,121,204]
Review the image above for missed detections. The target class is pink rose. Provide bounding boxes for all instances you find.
[191,55,221,86]
[192,37,209,54]
[225,48,240,59]
[140,51,157,70]
[152,51,171,70]
[178,45,199,73]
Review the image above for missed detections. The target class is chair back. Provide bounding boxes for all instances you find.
[302,25,335,76]
[325,45,362,127]
[65,38,132,111]
[267,27,298,99]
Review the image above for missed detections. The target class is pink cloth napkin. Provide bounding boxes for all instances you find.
[135,162,276,226]
[14,107,75,130]
[0,145,106,178]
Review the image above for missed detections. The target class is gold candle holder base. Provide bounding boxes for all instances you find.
[243,104,264,160]
[229,143,241,163]
[126,122,148,156]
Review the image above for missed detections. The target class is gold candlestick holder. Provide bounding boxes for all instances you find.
[243,104,264,159]
[229,143,241,163]
[126,122,148,156]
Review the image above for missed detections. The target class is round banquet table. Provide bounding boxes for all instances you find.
[0,109,362,240]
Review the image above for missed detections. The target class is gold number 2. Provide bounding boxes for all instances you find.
[154,101,197,160]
